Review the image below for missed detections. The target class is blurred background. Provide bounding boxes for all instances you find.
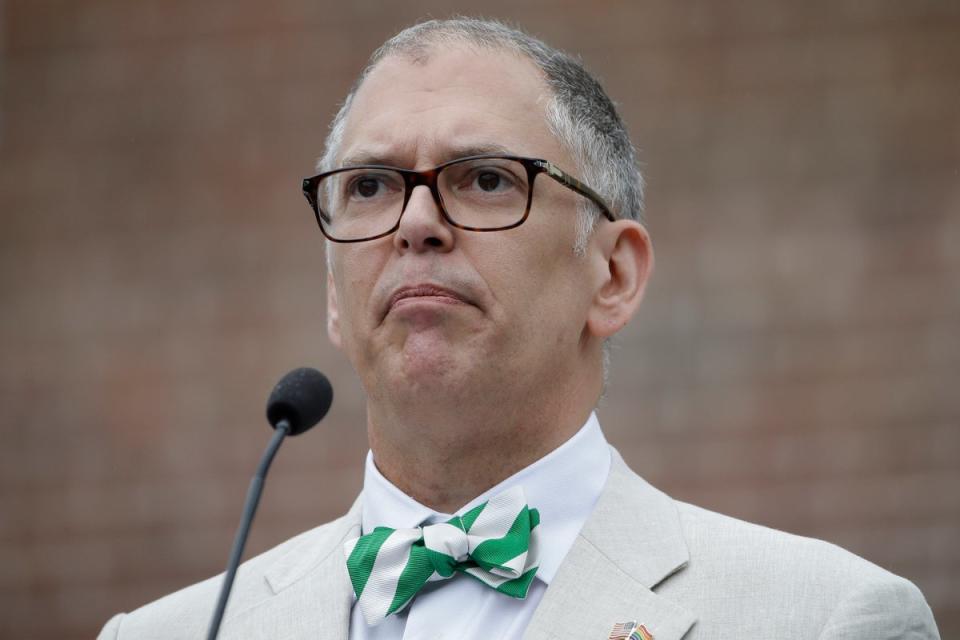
[2,1,958,638]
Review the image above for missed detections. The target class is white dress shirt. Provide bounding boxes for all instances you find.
[349,413,611,640]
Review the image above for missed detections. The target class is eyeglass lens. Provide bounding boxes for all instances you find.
[317,157,530,241]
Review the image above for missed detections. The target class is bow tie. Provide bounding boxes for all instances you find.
[345,485,541,626]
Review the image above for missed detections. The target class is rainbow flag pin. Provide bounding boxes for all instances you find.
[608,621,653,640]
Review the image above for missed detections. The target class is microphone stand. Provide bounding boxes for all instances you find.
[206,419,290,640]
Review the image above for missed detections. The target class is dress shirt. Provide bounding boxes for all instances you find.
[349,413,611,640]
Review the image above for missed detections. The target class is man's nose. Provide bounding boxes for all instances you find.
[394,184,455,253]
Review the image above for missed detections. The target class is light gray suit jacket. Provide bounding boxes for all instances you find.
[99,450,940,639]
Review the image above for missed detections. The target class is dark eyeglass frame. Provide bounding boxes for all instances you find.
[301,154,616,243]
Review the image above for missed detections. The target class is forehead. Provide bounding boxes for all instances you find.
[338,45,566,168]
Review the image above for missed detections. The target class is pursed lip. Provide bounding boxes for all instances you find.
[384,283,474,317]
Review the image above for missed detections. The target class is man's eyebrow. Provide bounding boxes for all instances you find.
[340,143,515,169]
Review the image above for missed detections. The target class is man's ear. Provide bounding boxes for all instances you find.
[586,220,654,338]
[327,270,342,348]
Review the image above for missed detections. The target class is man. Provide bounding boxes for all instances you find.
[99,18,939,640]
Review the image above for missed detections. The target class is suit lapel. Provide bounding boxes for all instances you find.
[220,499,362,640]
[214,449,695,639]
[524,450,696,640]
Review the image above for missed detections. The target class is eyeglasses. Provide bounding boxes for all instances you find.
[302,154,615,243]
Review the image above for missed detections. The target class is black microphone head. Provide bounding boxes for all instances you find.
[266,368,333,435]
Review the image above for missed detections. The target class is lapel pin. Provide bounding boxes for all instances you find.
[608,621,653,640]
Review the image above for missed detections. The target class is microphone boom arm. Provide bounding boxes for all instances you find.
[206,419,291,640]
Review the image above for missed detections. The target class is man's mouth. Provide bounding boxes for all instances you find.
[385,284,473,316]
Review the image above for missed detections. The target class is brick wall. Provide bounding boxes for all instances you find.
[1,1,957,637]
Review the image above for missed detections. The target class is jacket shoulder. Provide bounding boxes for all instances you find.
[666,500,939,638]
[97,509,359,640]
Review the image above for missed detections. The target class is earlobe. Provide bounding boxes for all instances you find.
[327,271,342,348]
[586,221,654,338]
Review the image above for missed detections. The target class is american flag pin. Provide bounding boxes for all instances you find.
[608,621,653,640]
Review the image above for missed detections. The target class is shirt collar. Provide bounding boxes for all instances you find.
[360,412,611,585]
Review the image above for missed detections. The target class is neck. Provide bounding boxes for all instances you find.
[366,377,598,513]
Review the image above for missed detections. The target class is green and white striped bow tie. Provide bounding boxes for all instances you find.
[344,485,541,626]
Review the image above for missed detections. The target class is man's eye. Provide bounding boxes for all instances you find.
[476,171,503,192]
[352,177,381,198]
[466,168,518,193]
[345,174,397,200]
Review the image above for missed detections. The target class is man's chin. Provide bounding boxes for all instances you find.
[385,335,477,391]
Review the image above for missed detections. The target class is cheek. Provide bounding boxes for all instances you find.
[329,269,373,349]
[334,246,386,314]
[525,230,592,333]
[484,240,584,338]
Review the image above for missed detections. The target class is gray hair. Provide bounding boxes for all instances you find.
[319,17,644,253]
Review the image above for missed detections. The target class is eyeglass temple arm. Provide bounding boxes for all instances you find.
[535,161,616,221]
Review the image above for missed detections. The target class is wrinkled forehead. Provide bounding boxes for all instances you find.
[335,45,564,170]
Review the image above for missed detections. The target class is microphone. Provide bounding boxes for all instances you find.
[206,368,333,640]
[266,367,334,434]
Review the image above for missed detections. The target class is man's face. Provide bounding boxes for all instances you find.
[326,46,600,412]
